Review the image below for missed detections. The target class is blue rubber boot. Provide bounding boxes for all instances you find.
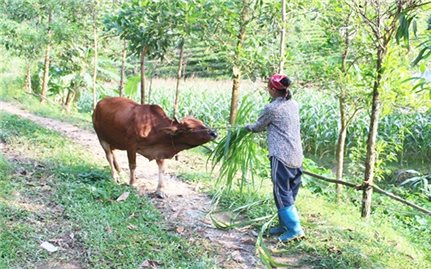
[268,213,286,236]
[278,205,305,242]
[268,226,286,236]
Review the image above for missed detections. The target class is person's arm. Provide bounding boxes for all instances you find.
[246,106,272,133]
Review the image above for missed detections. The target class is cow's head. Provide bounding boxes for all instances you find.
[161,117,217,146]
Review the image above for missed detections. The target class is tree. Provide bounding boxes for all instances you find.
[40,7,52,103]
[91,0,99,110]
[203,0,276,125]
[30,0,90,103]
[46,0,106,110]
[0,1,44,93]
[318,0,366,196]
[228,0,253,125]
[119,40,127,97]
[278,0,286,73]
[105,0,174,104]
[168,0,206,118]
[349,0,426,218]
[103,0,128,98]
[396,6,431,95]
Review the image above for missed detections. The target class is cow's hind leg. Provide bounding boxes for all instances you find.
[155,159,166,199]
[100,140,120,182]
[111,150,122,174]
[127,149,137,185]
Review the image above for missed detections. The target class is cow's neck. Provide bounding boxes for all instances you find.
[170,137,197,151]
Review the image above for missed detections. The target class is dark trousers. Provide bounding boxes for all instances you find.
[270,157,302,209]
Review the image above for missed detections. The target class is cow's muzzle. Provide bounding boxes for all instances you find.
[209,130,218,139]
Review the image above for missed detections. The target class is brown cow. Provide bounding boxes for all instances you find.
[92,97,217,197]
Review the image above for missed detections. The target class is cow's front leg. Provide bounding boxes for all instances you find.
[127,149,137,185]
[155,159,166,198]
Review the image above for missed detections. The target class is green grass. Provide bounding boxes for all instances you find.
[0,112,217,269]
[293,190,430,269]
[174,148,431,269]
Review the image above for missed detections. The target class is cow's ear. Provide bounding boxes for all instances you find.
[160,126,178,135]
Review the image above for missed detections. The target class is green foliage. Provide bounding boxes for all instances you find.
[201,0,281,79]
[124,75,140,97]
[104,0,174,58]
[0,13,44,63]
[399,172,431,197]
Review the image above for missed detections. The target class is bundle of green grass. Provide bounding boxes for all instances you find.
[209,97,269,192]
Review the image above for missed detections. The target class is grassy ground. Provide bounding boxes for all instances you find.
[0,112,217,269]
[175,147,431,269]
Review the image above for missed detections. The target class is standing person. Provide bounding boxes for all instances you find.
[245,74,305,242]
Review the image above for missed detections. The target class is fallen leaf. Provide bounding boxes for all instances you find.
[141,260,161,268]
[176,226,185,234]
[40,241,58,253]
[116,192,130,202]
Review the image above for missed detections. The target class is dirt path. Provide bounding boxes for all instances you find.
[0,101,264,269]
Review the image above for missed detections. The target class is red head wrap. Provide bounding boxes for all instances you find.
[268,74,289,91]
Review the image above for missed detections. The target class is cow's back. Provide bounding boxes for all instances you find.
[93,97,140,150]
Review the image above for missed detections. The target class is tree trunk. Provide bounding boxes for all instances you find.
[229,1,251,125]
[230,66,241,125]
[92,8,98,110]
[278,0,286,73]
[64,89,76,112]
[149,74,154,102]
[335,96,348,196]
[119,40,127,97]
[140,47,148,104]
[40,10,52,103]
[361,49,384,218]
[183,59,187,81]
[335,13,351,196]
[173,39,185,118]
[24,64,32,93]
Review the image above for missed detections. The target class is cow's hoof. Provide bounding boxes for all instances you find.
[155,191,167,199]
